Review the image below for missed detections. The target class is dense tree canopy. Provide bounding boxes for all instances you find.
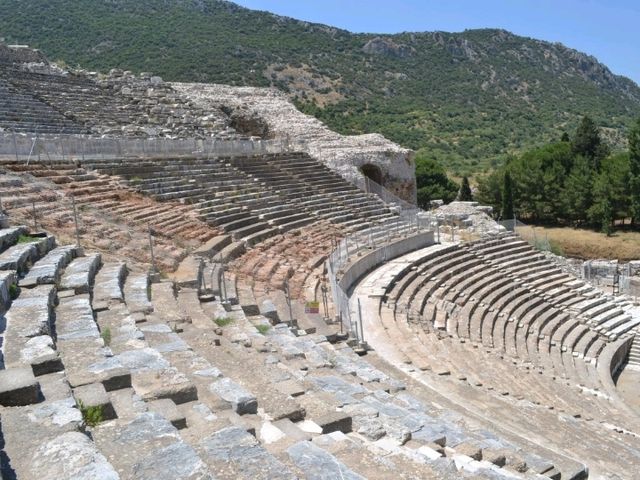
[476,115,639,233]
[414,150,459,209]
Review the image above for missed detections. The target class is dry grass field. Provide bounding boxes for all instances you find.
[516,225,640,260]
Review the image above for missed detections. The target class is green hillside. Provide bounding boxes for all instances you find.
[1,0,639,175]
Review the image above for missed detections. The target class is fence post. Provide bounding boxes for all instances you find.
[31,201,37,230]
[72,196,81,247]
[357,298,365,344]
[148,225,157,273]
[11,130,19,162]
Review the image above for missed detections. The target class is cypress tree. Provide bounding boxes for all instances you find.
[459,176,473,201]
[501,171,514,221]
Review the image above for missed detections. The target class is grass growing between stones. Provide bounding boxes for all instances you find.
[256,324,270,335]
[8,283,18,300]
[214,317,233,327]
[100,327,111,346]
[16,234,40,244]
[77,400,104,427]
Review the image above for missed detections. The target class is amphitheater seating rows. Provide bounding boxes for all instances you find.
[0,160,220,270]
[0,77,85,134]
[0,66,223,137]
[77,153,400,253]
[0,225,582,479]
[352,239,640,477]
[366,234,640,409]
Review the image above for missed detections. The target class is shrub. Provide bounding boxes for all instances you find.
[214,317,233,327]
[8,283,18,300]
[101,327,111,346]
[256,324,270,335]
[77,400,104,427]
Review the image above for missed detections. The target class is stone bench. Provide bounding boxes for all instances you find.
[92,261,127,310]
[59,253,102,293]
[0,225,27,251]
[92,411,212,479]
[124,272,153,314]
[19,245,78,288]
[3,284,57,371]
[199,426,295,479]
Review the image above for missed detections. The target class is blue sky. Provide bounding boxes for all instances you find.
[233,0,640,85]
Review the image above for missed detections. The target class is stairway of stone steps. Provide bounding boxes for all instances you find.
[230,219,343,297]
[11,238,563,478]
[81,153,404,248]
[627,332,640,367]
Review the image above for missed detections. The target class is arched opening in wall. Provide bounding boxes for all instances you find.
[361,164,383,188]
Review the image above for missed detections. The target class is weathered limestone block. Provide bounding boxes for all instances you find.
[287,441,365,480]
[93,262,127,309]
[200,426,295,479]
[0,242,38,272]
[148,398,187,429]
[73,382,117,422]
[56,294,100,341]
[314,411,352,434]
[125,272,154,314]
[92,412,211,479]
[20,245,77,288]
[19,334,63,375]
[209,377,257,415]
[116,347,197,404]
[60,253,102,293]
[31,432,119,480]
[0,366,41,405]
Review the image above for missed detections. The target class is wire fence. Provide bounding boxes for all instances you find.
[500,218,639,296]
[0,131,315,162]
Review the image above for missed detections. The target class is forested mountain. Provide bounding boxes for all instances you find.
[1,0,639,175]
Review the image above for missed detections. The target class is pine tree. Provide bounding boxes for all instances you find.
[571,116,608,170]
[562,155,593,226]
[501,171,514,221]
[459,176,473,201]
[628,118,640,224]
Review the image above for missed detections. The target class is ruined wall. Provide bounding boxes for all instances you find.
[0,43,48,65]
[173,83,417,203]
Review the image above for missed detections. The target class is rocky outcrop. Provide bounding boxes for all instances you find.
[174,83,417,203]
[362,37,414,58]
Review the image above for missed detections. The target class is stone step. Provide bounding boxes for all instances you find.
[19,244,79,288]
[59,252,102,294]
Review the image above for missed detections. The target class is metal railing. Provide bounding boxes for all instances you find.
[0,131,315,162]
[326,175,436,340]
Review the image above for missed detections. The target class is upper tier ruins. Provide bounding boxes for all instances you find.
[0,43,416,202]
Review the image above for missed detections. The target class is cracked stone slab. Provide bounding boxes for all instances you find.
[209,377,257,415]
[287,440,365,480]
[60,253,102,293]
[93,262,127,307]
[19,245,77,288]
[56,294,100,341]
[31,431,120,480]
[92,412,211,480]
[200,426,295,479]
[116,348,197,404]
